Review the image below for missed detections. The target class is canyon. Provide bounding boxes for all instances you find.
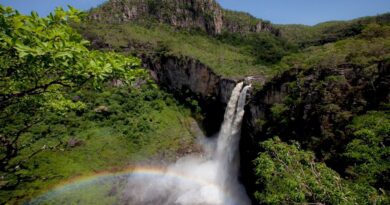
[1,1,390,204]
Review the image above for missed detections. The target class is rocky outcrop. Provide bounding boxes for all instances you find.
[89,0,223,35]
[89,0,279,36]
[145,55,220,100]
[143,54,240,103]
[222,10,279,35]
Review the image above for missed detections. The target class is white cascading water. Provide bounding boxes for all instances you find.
[120,82,251,205]
[216,82,252,201]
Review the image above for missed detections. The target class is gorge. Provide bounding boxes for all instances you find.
[1,0,389,204]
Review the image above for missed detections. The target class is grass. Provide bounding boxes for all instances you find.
[78,22,279,78]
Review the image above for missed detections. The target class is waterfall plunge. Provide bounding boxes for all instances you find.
[216,82,251,199]
[122,82,251,205]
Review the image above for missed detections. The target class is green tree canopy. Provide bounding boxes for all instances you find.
[0,5,145,173]
[254,137,358,205]
[343,111,390,201]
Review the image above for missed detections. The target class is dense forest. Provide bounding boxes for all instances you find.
[0,0,389,204]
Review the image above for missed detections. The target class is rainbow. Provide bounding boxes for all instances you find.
[27,165,241,205]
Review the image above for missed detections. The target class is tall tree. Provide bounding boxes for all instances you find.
[0,6,145,174]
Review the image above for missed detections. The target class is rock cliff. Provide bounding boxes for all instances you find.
[242,62,390,152]
[142,54,239,134]
[89,0,278,35]
[240,61,390,200]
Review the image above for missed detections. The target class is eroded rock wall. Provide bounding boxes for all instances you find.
[89,0,278,36]
[142,54,240,134]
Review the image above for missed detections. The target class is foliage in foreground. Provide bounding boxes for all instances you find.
[343,111,390,202]
[0,6,196,204]
[254,109,390,205]
[254,137,359,205]
[0,6,143,173]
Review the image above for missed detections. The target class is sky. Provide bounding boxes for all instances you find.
[0,0,390,25]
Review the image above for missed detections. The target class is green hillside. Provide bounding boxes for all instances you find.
[273,22,390,72]
[277,13,390,47]
[77,22,292,78]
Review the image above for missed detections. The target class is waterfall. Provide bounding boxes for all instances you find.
[216,82,252,204]
[216,82,250,182]
[122,81,252,205]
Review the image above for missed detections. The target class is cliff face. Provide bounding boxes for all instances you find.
[222,10,277,35]
[243,62,390,150]
[240,62,390,200]
[90,0,223,34]
[142,54,238,134]
[145,55,220,100]
[89,0,278,35]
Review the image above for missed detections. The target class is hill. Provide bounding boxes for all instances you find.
[277,13,390,47]
[77,0,293,78]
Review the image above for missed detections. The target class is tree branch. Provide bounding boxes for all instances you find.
[14,140,64,171]
[0,80,72,110]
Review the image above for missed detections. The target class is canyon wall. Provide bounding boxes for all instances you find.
[142,54,238,135]
[239,62,390,200]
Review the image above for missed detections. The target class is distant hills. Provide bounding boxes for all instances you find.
[82,0,390,78]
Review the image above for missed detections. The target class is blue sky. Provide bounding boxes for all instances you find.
[218,0,390,25]
[1,0,390,25]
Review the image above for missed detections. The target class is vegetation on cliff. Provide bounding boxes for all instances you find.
[76,21,293,78]
[81,1,390,81]
[248,22,390,203]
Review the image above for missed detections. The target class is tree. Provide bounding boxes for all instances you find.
[0,6,145,174]
[253,137,358,205]
[343,111,390,204]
